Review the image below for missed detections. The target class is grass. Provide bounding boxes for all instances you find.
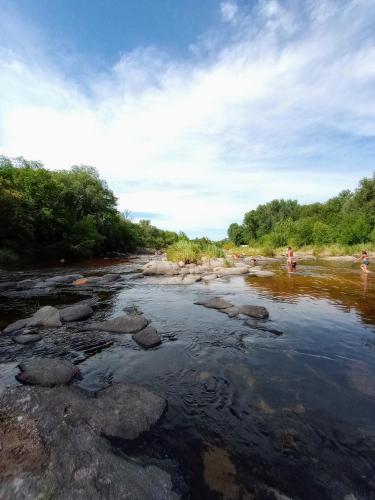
[222,243,375,258]
[166,240,224,264]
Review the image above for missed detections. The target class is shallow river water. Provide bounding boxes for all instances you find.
[1,258,375,499]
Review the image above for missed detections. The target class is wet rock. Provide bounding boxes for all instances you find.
[73,277,89,286]
[16,358,80,387]
[28,305,62,327]
[248,269,275,277]
[182,275,202,284]
[13,333,42,344]
[45,274,83,285]
[216,266,249,276]
[125,272,144,280]
[161,275,201,285]
[187,265,210,275]
[195,297,234,310]
[202,274,218,282]
[0,385,178,500]
[15,278,39,290]
[59,303,94,322]
[220,307,240,318]
[273,430,299,452]
[133,326,162,348]
[244,320,283,336]
[238,305,269,319]
[95,314,149,333]
[322,256,356,262]
[89,384,167,439]
[3,318,29,334]
[0,282,14,291]
[142,260,180,276]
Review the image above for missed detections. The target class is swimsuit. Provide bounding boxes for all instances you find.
[363,259,369,266]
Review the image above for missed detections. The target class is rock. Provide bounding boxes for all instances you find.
[95,314,149,333]
[15,279,39,290]
[244,320,282,336]
[45,274,83,285]
[72,277,88,286]
[13,333,42,344]
[201,274,218,282]
[16,358,80,387]
[187,265,210,275]
[142,260,180,276]
[162,276,184,284]
[0,385,178,500]
[133,326,162,348]
[60,303,94,322]
[195,297,234,310]
[0,282,14,291]
[238,305,269,319]
[322,256,356,261]
[28,305,62,327]
[248,269,275,277]
[182,275,202,284]
[220,307,240,317]
[3,318,29,334]
[90,384,167,439]
[216,266,249,276]
[124,272,144,280]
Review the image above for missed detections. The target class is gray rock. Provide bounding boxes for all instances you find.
[0,385,178,500]
[248,269,275,277]
[3,318,29,334]
[98,273,121,283]
[95,314,149,333]
[220,307,240,317]
[0,282,14,291]
[15,278,39,290]
[195,297,234,310]
[13,333,42,344]
[16,358,80,387]
[133,326,162,348]
[28,305,62,327]
[142,261,180,276]
[60,303,94,322]
[201,274,218,281]
[182,275,202,284]
[238,305,269,319]
[45,274,83,285]
[217,266,249,275]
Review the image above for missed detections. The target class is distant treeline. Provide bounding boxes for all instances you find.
[0,156,179,265]
[227,173,375,248]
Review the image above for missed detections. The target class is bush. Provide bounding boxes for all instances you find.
[166,240,224,264]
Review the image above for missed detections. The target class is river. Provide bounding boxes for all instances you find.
[1,257,375,499]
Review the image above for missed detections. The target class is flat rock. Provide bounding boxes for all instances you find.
[13,333,42,344]
[45,274,83,285]
[202,274,218,281]
[95,314,149,333]
[217,266,249,276]
[60,303,94,322]
[133,326,162,348]
[182,275,202,284]
[195,297,234,310]
[248,269,275,277]
[28,305,62,327]
[16,358,80,387]
[3,318,29,334]
[0,385,178,500]
[220,307,240,317]
[239,305,269,319]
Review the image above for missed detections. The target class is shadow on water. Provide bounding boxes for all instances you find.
[1,258,375,498]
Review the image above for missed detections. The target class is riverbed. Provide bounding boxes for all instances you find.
[1,258,375,499]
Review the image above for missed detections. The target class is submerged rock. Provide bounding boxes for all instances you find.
[195,297,234,310]
[45,274,83,285]
[133,326,162,348]
[0,385,177,500]
[13,333,42,344]
[59,303,94,322]
[16,358,80,387]
[95,314,149,333]
[248,269,275,277]
[238,305,269,319]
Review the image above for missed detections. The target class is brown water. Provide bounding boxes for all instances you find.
[1,259,375,499]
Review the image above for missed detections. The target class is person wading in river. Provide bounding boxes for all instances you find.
[357,251,370,274]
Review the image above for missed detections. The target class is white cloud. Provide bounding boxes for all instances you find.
[0,0,375,238]
[220,1,239,23]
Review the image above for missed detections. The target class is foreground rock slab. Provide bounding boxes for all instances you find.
[95,313,149,333]
[133,326,162,348]
[0,385,177,500]
[195,297,234,310]
[59,302,94,322]
[16,358,80,387]
[3,305,62,334]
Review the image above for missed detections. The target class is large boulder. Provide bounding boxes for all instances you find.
[195,297,234,310]
[0,385,178,500]
[28,306,62,327]
[60,303,94,322]
[16,358,80,387]
[133,326,162,348]
[142,261,180,276]
[95,314,149,333]
[3,318,29,334]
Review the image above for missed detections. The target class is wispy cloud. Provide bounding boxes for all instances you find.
[0,0,375,238]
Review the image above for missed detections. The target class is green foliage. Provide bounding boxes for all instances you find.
[0,156,178,263]
[227,173,375,250]
[166,239,224,264]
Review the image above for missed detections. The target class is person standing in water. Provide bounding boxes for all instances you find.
[287,246,296,272]
[358,251,370,274]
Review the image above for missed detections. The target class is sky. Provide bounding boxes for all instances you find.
[0,0,374,239]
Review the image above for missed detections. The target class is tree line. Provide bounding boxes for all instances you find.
[227,173,375,248]
[0,156,179,265]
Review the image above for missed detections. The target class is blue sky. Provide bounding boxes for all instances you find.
[0,0,375,238]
